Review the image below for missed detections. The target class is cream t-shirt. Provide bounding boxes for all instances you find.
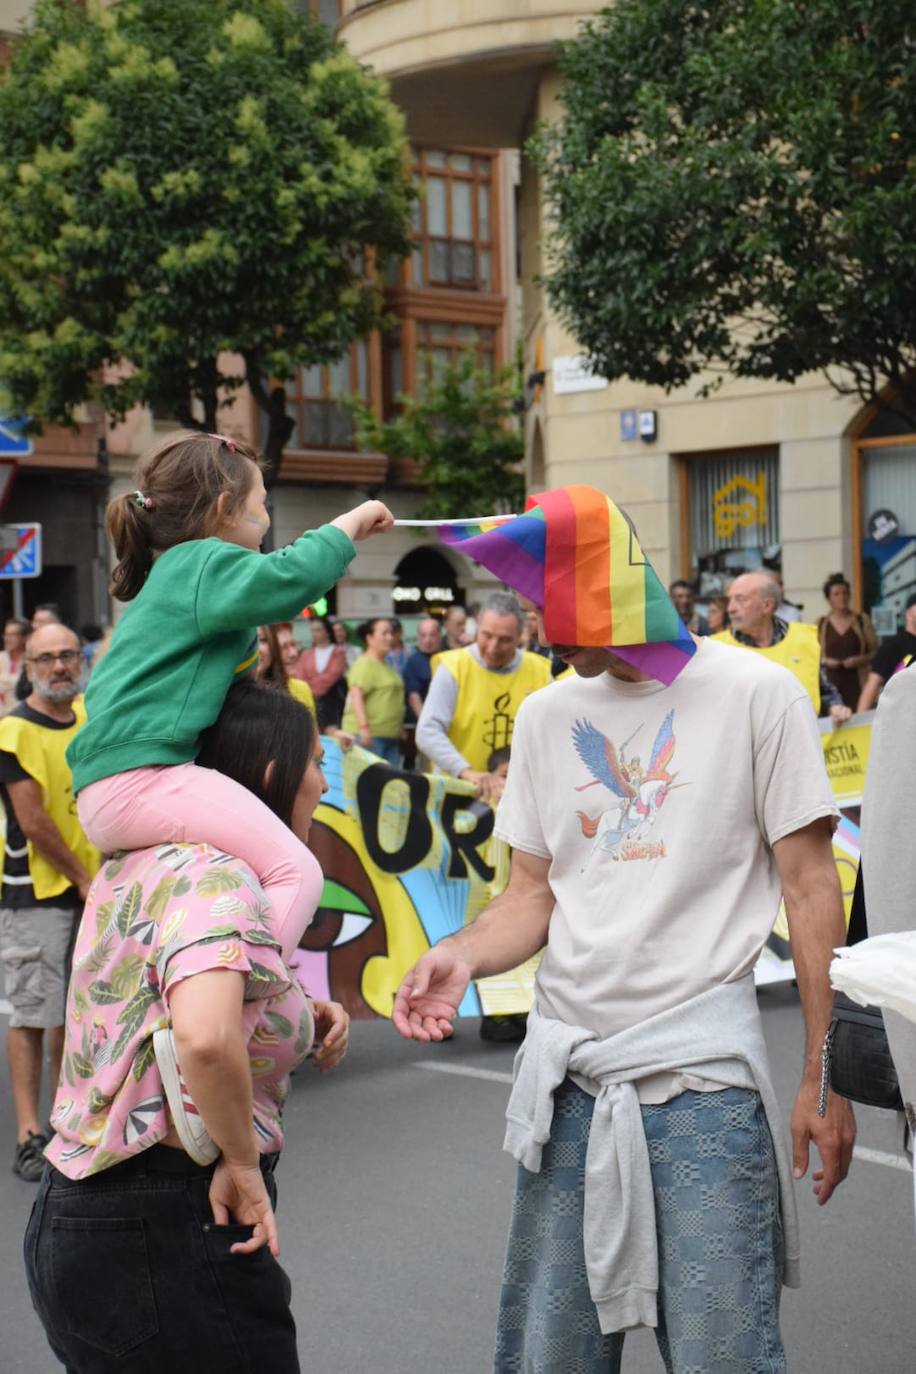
[494,637,838,1102]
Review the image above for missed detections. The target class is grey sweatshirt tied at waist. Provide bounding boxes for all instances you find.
[503,976,800,1335]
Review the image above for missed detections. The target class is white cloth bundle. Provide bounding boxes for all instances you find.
[830,933,916,1026]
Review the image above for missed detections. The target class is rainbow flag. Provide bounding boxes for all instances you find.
[438,486,696,684]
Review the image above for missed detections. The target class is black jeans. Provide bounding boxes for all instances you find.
[24,1146,299,1374]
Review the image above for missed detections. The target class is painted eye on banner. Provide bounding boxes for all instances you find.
[302,881,376,950]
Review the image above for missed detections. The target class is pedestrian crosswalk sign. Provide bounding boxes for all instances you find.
[0,523,42,579]
[0,416,33,456]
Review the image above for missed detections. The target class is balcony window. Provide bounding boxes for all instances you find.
[409,147,497,293]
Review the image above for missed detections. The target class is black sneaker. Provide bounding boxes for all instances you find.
[13,1132,48,1182]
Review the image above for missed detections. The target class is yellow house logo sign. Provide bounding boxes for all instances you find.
[713,472,767,540]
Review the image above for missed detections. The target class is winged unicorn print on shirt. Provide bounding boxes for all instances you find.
[571,710,687,867]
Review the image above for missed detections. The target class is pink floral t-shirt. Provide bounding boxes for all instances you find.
[45,842,315,1180]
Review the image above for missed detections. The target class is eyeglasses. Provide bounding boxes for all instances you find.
[26,651,81,668]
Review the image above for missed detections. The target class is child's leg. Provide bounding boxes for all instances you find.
[77,765,321,958]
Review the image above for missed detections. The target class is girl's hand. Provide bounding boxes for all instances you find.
[332,501,394,543]
[358,723,373,746]
[209,1158,280,1256]
[310,998,350,1072]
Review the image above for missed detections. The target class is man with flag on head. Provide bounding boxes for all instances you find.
[394,486,855,1373]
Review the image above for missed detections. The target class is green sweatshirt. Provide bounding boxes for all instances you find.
[68,527,355,793]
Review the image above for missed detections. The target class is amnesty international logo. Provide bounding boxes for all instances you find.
[482,692,514,752]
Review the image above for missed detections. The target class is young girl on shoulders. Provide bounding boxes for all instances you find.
[68,429,392,958]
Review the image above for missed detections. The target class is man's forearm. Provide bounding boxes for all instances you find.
[23,812,91,892]
[443,873,553,980]
[785,870,846,1078]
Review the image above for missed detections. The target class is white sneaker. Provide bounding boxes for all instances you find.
[153,1028,220,1165]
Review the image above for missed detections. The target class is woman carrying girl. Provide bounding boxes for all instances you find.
[28,682,348,1373]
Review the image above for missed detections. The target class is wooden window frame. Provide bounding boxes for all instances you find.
[407,146,500,296]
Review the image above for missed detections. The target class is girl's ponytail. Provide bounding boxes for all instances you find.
[107,494,154,601]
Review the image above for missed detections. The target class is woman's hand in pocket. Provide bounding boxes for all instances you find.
[209,1159,280,1257]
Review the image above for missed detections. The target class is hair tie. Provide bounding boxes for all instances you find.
[132,490,154,511]
[209,432,237,453]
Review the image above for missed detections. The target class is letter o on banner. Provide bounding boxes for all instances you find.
[355,765,433,874]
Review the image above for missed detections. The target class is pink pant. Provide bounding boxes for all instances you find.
[77,764,323,961]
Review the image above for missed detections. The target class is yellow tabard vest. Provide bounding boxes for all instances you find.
[431,649,552,772]
[713,622,822,712]
[0,699,101,900]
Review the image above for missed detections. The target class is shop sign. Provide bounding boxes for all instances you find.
[712,471,767,540]
[867,508,900,544]
[392,584,455,604]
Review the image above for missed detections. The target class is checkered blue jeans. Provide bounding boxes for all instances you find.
[494,1080,786,1374]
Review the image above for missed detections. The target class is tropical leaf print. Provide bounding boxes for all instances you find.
[110,955,145,999]
[71,1052,94,1079]
[266,1011,294,1040]
[115,883,144,937]
[159,906,189,944]
[247,960,288,991]
[144,875,178,922]
[195,868,243,898]
[123,1096,163,1148]
[103,856,126,881]
[208,895,246,919]
[85,934,115,975]
[241,928,280,948]
[196,924,244,942]
[88,980,120,1006]
[60,1141,92,1164]
[87,1086,113,1116]
[126,916,157,946]
[108,985,159,1064]
[94,900,115,937]
[132,1038,156,1083]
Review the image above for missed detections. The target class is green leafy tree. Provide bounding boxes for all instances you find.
[353,351,525,520]
[535,0,916,425]
[0,0,413,481]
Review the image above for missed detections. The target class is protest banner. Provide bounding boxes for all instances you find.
[298,740,534,1019]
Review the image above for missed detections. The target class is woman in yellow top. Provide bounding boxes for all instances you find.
[341,618,405,767]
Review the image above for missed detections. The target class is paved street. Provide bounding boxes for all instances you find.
[1,985,913,1373]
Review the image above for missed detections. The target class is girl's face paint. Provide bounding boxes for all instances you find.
[219,466,270,551]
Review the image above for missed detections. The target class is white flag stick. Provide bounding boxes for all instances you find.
[392,515,518,527]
